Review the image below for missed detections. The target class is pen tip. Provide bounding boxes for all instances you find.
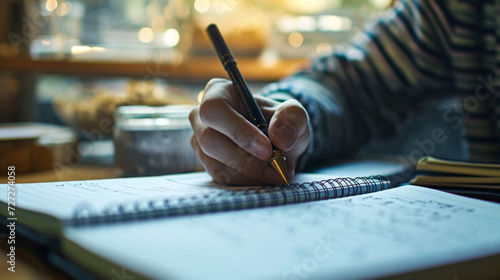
[268,150,289,185]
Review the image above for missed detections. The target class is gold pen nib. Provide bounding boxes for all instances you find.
[268,150,289,185]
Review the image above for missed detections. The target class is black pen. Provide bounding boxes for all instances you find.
[206,23,289,185]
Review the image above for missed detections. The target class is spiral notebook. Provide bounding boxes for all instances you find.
[3,171,500,279]
[61,186,500,280]
[0,172,389,236]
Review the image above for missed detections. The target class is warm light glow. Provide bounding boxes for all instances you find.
[197,90,204,103]
[259,50,280,68]
[164,29,180,47]
[194,0,210,13]
[283,0,328,13]
[138,27,154,43]
[71,46,91,54]
[171,53,184,65]
[45,0,58,12]
[296,16,316,32]
[57,2,71,16]
[278,16,295,33]
[278,15,324,33]
[151,15,166,31]
[316,43,332,56]
[41,40,51,45]
[288,32,304,48]
[146,2,157,17]
[71,46,106,55]
[369,0,392,9]
[318,15,352,32]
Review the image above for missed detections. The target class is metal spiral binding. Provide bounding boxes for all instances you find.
[69,176,389,227]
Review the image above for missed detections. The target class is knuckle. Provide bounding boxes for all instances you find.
[197,127,217,154]
[198,98,219,125]
[204,79,232,99]
[280,101,309,132]
[205,78,226,90]
[283,102,307,121]
[230,125,250,148]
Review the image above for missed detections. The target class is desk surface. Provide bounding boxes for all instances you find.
[11,165,122,184]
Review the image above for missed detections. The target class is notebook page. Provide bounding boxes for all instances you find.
[0,172,334,223]
[62,185,500,280]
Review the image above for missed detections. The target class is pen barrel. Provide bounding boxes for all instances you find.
[206,24,269,135]
[224,62,269,135]
[207,24,288,184]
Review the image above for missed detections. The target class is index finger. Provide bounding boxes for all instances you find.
[198,79,272,161]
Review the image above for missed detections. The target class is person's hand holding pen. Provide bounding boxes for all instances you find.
[189,79,311,185]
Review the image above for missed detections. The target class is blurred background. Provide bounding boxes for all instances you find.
[0,0,396,179]
[5,0,467,182]
[1,0,393,123]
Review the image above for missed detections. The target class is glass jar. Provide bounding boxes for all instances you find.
[113,105,201,176]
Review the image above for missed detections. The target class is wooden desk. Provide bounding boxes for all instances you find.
[12,165,122,184]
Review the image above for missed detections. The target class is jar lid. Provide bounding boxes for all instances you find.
[116,105,194,118]
[115,105,195,130]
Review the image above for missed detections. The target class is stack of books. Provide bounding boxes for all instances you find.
[411,156,500,201]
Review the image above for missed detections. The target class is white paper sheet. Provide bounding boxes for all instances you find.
[63,185,500,280]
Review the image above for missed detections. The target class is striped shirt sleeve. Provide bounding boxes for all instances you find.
[260,0,460,167]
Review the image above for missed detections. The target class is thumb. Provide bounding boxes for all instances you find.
[268,99,309,152]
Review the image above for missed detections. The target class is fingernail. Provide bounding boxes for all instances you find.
[250,138,268,160]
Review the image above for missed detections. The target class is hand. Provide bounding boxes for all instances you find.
[189,79,311,185]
